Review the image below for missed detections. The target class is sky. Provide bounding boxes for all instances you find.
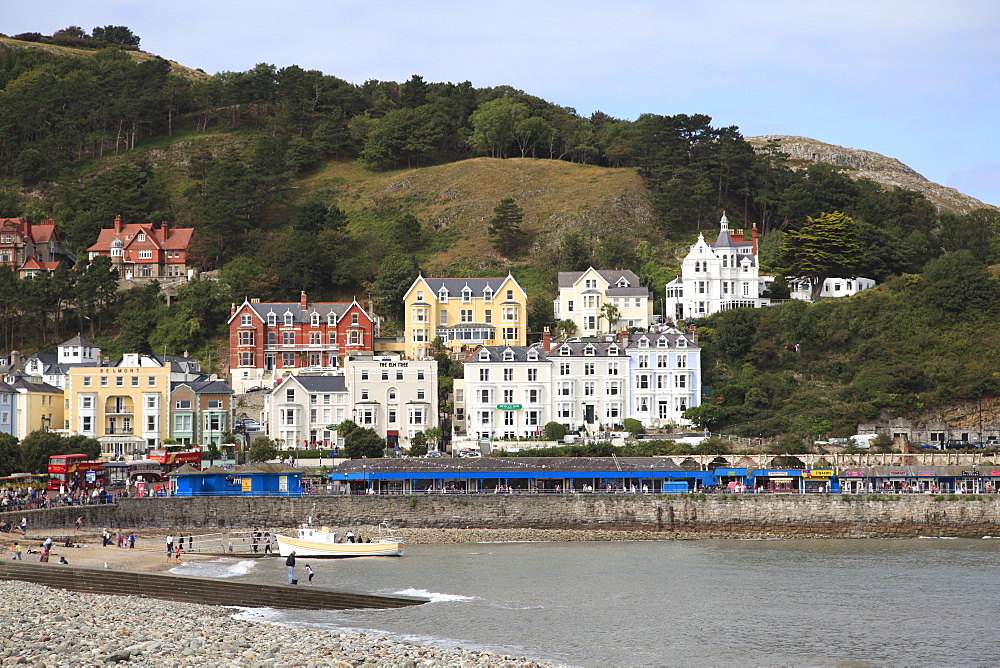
[6,0,1000,205]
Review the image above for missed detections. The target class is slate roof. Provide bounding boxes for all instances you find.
[172,380,234,394]
[290,375,348,393]
[420,277,513,297]
[335,456,687,474]
[244,301,367,324]
[621,332,700,350]
[59,334,98,348]
[468,345,549,363]
[544,341,630,358]
[557,268,644,289]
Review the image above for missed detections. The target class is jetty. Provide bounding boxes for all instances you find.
[0,561,426,611]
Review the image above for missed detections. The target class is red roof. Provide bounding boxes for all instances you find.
[88,220,194,252]
[29,221,57,244]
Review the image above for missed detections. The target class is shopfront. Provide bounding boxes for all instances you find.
[802,469,836,493]
[751,470,802,493]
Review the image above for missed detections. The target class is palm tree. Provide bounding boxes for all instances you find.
[600,302,621,333]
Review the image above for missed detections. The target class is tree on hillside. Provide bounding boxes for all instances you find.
[922,250,998,315]
[91,25,140,48]
[779,211,863,301]
[367,254,419,322]
[488,198,525,256]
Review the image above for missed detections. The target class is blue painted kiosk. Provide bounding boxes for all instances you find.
[170,462,305,497]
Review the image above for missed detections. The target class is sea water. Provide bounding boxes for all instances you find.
[190,539,1000,666]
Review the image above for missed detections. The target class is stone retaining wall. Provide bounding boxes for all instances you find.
[6,494,1000,538]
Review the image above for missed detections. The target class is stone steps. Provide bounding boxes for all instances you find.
[0,561,425,611]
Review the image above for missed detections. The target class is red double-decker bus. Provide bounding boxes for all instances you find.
[147,445,202,473]
[47,454,107,491]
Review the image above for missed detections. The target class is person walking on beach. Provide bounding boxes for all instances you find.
[263,531,272,553]
[116,529,123,548]
[286,551,297,584]
[306,564,314,586]
[11,542,22,560]
[166,534,174,561]
[102,530,110,547]
[128,533,135,549]
[19,516,26,534]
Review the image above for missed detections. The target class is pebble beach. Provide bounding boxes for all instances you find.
[0,528,564,667]
[0,581,553,667]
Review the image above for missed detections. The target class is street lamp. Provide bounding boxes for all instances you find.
[234,412,249,465]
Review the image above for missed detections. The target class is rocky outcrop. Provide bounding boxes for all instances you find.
[747,135,995,214]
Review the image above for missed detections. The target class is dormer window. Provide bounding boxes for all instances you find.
[527,350,538,361]
[638,337,649,349]
[438,288,448,302]
[462,287,472,302]
[617,277,629,287]
[267,312,277,326]
[503,349,514,361]
[677,337,687,348]
[284,311,294,326]
[584,345,596,356]
[327,312,336,326]
[657,337,667,348]
[483,287,493,302]
[311,312,320,326]
[559,346,571,356]
[607,345,619,355]
[479,350,490,361]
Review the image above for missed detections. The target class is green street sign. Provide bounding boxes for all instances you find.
[496,404,522,410]
[326,424,338,430]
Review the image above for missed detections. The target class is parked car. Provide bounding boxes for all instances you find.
[945,440,974,450]
[424,450,444,458]
[458,449,483,458]
[913,441,939,450]
[235,418,261,431]
[244,386,267,393]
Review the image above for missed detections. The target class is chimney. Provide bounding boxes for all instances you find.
[300,290,308,311]
[230,303,237,317]
[689,325,699,345]
[161,221,170,239]
[619,329,629,347]
[752,223,758,256]
[251,298,260,304]
[114,214,123,233]
[542,327,551,352]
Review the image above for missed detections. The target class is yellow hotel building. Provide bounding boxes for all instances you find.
[402,274,528,359]
[66,353,174,459]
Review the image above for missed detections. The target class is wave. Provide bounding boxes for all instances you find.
[393,587,478,603]
[169,558,258,578]
[917,536,959,540]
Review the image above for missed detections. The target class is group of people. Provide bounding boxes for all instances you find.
[98,528,136,549]
[284,551,315,586]
[165,534,192,561]
[250,527,272,553]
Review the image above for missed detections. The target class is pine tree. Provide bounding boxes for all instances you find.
[488,198,525,256]
[780,211,863,300]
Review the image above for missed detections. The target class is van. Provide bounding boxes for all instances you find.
[848,434,879,449]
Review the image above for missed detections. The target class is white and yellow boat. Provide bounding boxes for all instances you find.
[276,522,404,558]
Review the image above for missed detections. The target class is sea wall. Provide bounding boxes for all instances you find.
[6,494,1000,539]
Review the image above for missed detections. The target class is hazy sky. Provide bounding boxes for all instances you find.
[7,0,1000,205]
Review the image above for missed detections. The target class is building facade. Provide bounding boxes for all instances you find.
[553,267,653,335]
[7,377,62,438]
[0,218,74,277]
[87,215,193,281]
[344,355,438,449]
[65,354,186,459]
[169,380,234,447]
[228,293,378,393]
[664,214,763,321]
[622,330,702,429]
[262,374,349,451]
[402,274,528,359]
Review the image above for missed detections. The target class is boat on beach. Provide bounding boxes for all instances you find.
[276,522,404,558]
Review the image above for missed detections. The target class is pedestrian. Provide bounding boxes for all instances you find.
[188,535,192,550]
[175,545,182,561]
[76,516,84,531]
[286,550,297,584]
[166,534,174,560]
[116,529,123,548]
[43,537,53,552]
[263,531,272,554]
[306,564,314,586]
[128,533,135,549]
[11,542,22,560]
[102,530,110,547]
[19,516,26,534]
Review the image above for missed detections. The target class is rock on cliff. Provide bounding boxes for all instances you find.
[747,135,994,214]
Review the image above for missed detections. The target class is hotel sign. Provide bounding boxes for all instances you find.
[497,404,523,410]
